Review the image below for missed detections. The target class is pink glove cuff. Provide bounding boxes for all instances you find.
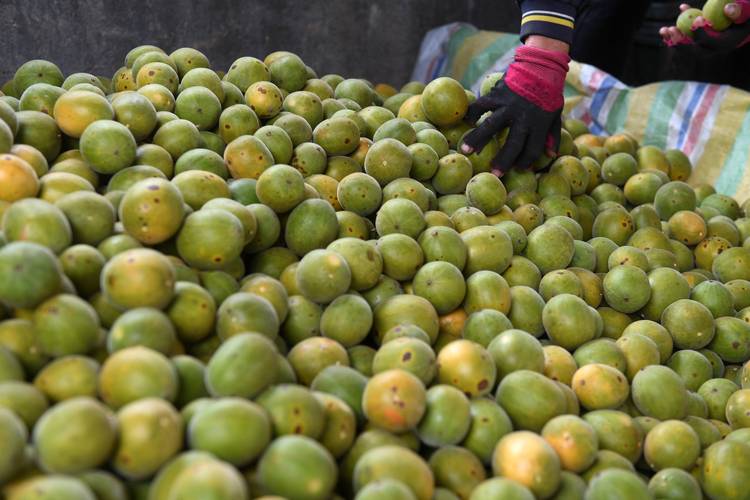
[735,0,750,23]
[504,45,570,113]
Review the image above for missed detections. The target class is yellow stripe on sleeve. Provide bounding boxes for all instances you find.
[521,14,575,29]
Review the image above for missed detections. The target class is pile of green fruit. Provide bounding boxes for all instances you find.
[0,44,749,500]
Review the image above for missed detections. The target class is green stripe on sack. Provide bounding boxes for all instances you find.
[563,81,580,99]
[715,104,750,196]
[643,81,685,148]
[460,35,520,88]
[605,90,630,133]
[444,25,480,74]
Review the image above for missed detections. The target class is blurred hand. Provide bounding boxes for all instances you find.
[660,2,750,49]
[460,40,570,176]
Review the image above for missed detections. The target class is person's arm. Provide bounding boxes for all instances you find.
[461,0,581,175]
[524,35,570,54]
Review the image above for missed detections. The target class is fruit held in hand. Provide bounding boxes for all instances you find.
[677,7,703,37]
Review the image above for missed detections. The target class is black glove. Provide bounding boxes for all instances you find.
[460,81,562,175]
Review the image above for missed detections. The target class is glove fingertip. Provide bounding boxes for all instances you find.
[490,162,513,177]
[460,143,474,155]
[461,127,493,154]
[691,15,707,30]
[490,145,521,174]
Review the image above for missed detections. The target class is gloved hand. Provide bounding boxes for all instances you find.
[660,1,750,49]
[460,44,570,176]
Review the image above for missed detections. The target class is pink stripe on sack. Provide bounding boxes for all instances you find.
[683,84,721,156]
[586,69,608,94]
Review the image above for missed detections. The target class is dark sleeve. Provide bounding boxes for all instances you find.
[516,0,584,45]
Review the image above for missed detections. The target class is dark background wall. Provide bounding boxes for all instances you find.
[0,0,521,86]
[4,1,739,90]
